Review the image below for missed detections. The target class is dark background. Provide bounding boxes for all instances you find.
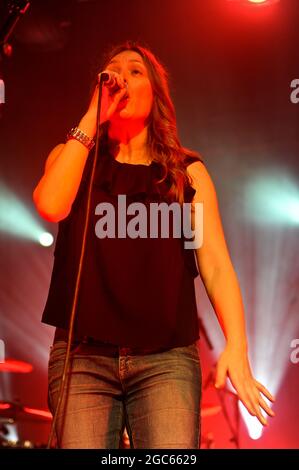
[0,0,298,448]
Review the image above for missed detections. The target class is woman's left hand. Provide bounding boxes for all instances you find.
[215,345,275,426]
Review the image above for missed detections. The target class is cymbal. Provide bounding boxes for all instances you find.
[0,401,52,422]
[0,359,32,373]
[201,403,222,418]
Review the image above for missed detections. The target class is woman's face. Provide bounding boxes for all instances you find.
[105,50,153,124]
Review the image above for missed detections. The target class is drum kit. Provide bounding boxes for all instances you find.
[0,358,52,448]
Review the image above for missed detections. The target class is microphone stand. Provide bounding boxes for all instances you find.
[216,387,240,448]
[0,1,30,48]
[0,1,31,114]
[46,75,105,449]
[203,366,240,447]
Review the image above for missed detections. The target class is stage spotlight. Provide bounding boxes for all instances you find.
[202,166,298,442]
[239,403,264,439]
[0,182,54,244]
[227,0,280,5]
[39,232,54,247]
[3,424,19,445]
[247,0,279,4]
[244,172,299,226]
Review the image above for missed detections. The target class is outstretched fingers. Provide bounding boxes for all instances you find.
[255,380,275,402]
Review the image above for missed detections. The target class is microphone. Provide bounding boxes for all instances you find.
[98,70,126,94]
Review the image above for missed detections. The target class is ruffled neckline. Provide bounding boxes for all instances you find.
[93,152,165,201]
[78,149,197,204]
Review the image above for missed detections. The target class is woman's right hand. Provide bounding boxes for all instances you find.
[84,75,128,136]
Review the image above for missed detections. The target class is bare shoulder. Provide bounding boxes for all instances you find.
[186,161,217,202]
[44,143,65,172]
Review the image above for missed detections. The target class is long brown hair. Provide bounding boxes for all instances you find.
[99,41,201,205]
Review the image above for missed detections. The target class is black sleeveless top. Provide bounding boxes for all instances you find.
[41,149,203,349]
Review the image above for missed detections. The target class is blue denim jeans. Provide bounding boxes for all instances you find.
[48,339,202,449]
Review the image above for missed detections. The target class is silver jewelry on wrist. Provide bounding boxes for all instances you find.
[66,127,95,151]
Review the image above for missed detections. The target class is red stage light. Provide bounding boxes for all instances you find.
[248,0,276,4]
[247,0,280,4]
[227,0,280,4]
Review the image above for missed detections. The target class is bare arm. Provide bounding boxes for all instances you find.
[187,161,275,426]
[33,114,94,222]
[33,77,127,222]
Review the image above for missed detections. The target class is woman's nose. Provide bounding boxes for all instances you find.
[120,73,128,84]
[121,76,128,90]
